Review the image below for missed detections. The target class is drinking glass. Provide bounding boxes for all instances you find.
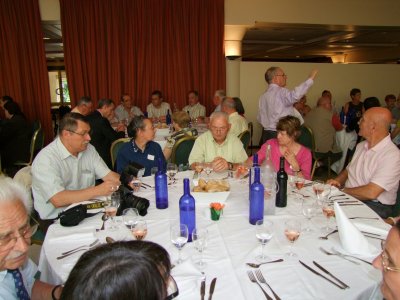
[151,166,158,176]
[170,223,189,264]
[284,220,301,257]
[123,208,139,233]
[315,184,332,206]
[204,163,213,178]
[255,220,274,262]
[288,176,296,195]
[104,192,120,231]
[167,163,178,182]
[294,176,305,200]
[192,228,208,268]
[128,177,141,192]
[132,220,147,240]
[302,199,317,232]
[321,200,335,232]
[235,163,249,182]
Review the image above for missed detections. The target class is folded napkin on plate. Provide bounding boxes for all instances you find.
[352,219,391,237]
[334,202,379,256]
[50,227,95,243]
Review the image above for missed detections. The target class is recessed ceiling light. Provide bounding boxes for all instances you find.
[43,37,50,40]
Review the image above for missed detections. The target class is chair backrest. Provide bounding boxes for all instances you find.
[110,138,131,169]
[298,125,315,152]
[170,136,197,166]
[248,122,253,146]
[238,130,251,152]
[29,127,45,165]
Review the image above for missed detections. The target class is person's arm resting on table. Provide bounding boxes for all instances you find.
[342,182,385,201]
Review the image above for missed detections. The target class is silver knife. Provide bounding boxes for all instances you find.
[299,260,345,289]
[313,261,349,289]
[208,277,217,300]
[200,278,206,300]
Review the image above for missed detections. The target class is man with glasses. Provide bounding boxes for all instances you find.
[257,67,318,144]
[189,112,248,172]
[0,176,60,299]
[32,113,121,220]
[373,219,400,300]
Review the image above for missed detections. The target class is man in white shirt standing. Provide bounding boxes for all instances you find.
[182,90,206,120]
[0,177,61,299]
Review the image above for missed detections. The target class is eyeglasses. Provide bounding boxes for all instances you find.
[275,74,287,77]
[165,275,179,300]
[0,223,33,250]
[67,130,91,137]
[210,126,228,132]
[380,241,400,273]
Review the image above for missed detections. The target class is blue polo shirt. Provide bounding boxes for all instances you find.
[116,140,166,176]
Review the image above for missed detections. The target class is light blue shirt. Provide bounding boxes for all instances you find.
[32,137,110,219]
[0,259,37,299]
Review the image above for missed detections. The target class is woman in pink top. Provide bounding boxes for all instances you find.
[249,115,312,179]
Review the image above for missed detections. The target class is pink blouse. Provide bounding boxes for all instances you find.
[254,139,312,180]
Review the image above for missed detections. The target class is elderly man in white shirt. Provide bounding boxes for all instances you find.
[32,113,120,220]
[182,90,206,120]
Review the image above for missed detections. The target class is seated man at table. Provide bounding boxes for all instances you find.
[304,95,342,166]
[86,99,126,169]
[71,96,93,116]
[32,113,121,220]
[221,97,248,137]
[114,94,143,123]
[116,116,166,176]
[327,107,400,219]
[182,90,206,120]
[212,89,225,113]
[146,90,171,123]
[373,219,400,300]
[189,112,248,172]
[0,176,61,299]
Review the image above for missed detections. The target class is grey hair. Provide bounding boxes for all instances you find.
[210,111,229,123]
[0,176,31,213]
[265,67,279,84]
[221,97,236,110]
[214,90,225,99]
[77,96,92,106]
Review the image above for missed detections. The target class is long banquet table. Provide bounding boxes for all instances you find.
[38,172,385,299]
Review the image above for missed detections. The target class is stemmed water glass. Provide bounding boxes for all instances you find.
[104,192,121,231]
[123,208,139,235]
[321,199,335,233]
[204,163,213,178]
[132,220,147,240]
[302,199,317,232]
[284,220,301,257]
[255,220,274,262]
[170,223,189,264]
[192,228,208,269]
[167,163,178,183]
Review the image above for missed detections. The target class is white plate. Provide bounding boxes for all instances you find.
[192,191,230,205]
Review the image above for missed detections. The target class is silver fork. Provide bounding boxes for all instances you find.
[57,241,100,260]
[330,248,372,265]
[255,270,281,300]
[61,239,100,255]
[319,247,360,265]
[247,271,273,300]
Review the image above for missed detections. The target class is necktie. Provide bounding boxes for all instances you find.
[8,269,30,300]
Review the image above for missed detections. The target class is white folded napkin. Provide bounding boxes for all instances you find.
[352,219,391,237]
[334,202,379,256]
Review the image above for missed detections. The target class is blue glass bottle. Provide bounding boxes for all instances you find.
[166,109,171,125]
[179,178,196,242]
[249,153,259,200]
[155,158,168,209]
[249,167,264,225]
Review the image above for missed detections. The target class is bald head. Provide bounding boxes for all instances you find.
[317,96,332,111]
[366,107,392,130]
[359,107,392,143]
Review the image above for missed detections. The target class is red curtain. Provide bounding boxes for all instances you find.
[60,0,225,114]
[0,0,53,142]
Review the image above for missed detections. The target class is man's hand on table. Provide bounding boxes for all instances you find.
[212,157,229,172]
[326,178,342,188]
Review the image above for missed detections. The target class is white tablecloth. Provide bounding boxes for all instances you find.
[39,172,384,299]
[331,130,358,174]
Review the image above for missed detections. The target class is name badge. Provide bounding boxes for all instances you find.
[147,154,155,161]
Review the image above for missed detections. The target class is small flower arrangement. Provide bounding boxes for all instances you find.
[210,202,225,221]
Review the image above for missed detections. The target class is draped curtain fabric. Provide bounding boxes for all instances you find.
[60,0,225,113]
[0,0,53,143]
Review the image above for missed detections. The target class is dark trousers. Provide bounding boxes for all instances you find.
[364,201,395,219]
[260,130,277,145]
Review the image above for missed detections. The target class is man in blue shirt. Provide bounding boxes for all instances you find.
[116,116,166,176]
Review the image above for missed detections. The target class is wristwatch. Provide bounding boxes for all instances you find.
[228,162,233,170]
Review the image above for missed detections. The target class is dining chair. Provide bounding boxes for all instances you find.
[248,122,254,154]
[238,130,251,155]
[170,136,197,166]
[110,138,131,170]
[14,125,45,167]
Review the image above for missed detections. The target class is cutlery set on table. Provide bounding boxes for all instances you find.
[200,277,217,300]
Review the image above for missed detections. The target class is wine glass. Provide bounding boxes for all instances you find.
[235,163,249,183]
[321,200,335,233]
[284,220,301,257]
[123,208,139,233]
[104,192,120,231]
[312,180,325,198]
[315,184,332,206]
[204,163,213,178]
[151,166,158,176]
[288,176,296,195]
[294,176,305,200]
[255,220,274,262]
[132,220,147,240]
[192,228,208,268]
[167,163,178,182]
[170,223,188,264]
[302,199,317,232]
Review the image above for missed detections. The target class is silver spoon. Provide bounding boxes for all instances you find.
[318,229,338,240]
[246,258,284,268]
[100,213,109,230]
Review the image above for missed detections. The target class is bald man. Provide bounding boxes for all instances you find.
[327,107,400,218]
